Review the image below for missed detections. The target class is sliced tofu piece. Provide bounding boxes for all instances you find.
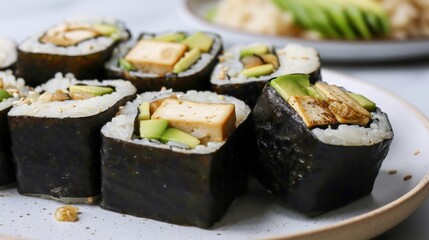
[151,98,236,143]
[41,25,100,46]
[149,95,178,114]
[288,95,338,128]
[315,83,371,126]
[124,40,188,76]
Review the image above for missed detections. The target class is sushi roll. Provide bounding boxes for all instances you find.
[0,71,30,188]
[211,44,321,107]
[8,74,136,203]
[100,89,252,228]
[16,17,130,87]
[0,37,17,70]
[105,31,222,92]
[252,74,393,214]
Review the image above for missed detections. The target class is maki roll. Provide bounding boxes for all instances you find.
[252,74,393,214]
[0,71,30,188]
[0,37,17,70]
[16,17,130,86]
[8,74,136,203]
[211,44,321,107]
[100,90,252,228]
[105,31,222,92]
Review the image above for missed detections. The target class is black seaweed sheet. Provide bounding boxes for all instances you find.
[9,94,134,202]
[0,106,15,188]
[16,44,118,87]
[105,32,223,92]
[211,67,321,108]
[100,116,255,228]
[252,86,393,214]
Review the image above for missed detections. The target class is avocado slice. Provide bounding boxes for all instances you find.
[270,74,310,101]
[239,44,269,58]
[93,23,120,39]
[241,64,274,78]
[160,128,200,149]
[119,58,134,71]
[275,0,389,39]
[348,92,376,112]
[316,0,356,40]
[0,89,12,102]
[140,119,169,139]
[69,85,114,97]
[303,0,341,38]
[272,0,291,12]
[291,74,311,88]
[153,33,187,43]
[278,0,314,29]
[173,48,201,73]
[182,32,213,53]
[345,5,372,39]
[138,102,151,121]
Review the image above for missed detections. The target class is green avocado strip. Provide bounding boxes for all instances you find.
[0,89,12,102]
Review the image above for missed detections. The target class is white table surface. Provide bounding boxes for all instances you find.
[0,0,428,239]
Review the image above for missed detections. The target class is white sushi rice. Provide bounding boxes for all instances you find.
[0,70,30,111]
[105,32,222,77]
[101,89,251,154]
[312,109,393,146]
[0,37,17,68]
[19,17,129,56]
[211,44,320,85]
[8,73,136,118]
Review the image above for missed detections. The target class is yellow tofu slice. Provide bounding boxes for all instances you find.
[149,95,178,114]
[124,40,188,76]
[151,98,236,143]
[288,95,338,128]
[315,83,371,126]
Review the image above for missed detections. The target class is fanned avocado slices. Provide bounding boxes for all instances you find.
[273,0,390,40]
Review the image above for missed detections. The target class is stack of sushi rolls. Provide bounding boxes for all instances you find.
[211,43,321,107]
[0,37,17,71]
[100,89,253,228]
[105,31,223,92]
[8,73,136,203]
[0,71,30,188]
[252,74,394,214]
[16,17,131,87]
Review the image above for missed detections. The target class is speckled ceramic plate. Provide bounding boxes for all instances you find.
[1,69,429,240]
[179,0,429,62]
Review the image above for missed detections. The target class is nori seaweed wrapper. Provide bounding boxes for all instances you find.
[15,21,131,87]
[9,94,135,203]
[100,98,254,228]
[0,106,15,188]
[252,85,393,214]
[16,45,118,87]
[105,32,223,92]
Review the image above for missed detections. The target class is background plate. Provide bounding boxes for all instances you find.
[1,69,429,240]
[179,0,429,63]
